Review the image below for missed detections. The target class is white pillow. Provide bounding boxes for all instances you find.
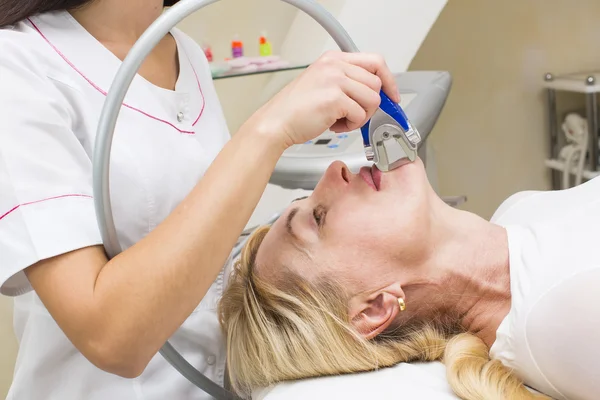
[253,361,458,400]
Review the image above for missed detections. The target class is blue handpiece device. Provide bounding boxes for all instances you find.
[360,91,421,171]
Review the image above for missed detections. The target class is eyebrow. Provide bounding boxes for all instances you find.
[286,207,300,240]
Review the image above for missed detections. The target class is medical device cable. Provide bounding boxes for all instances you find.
[93,0,358,398]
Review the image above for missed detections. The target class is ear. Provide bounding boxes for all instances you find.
[350,288,404,340]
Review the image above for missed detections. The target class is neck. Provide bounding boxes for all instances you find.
[401,198,511,347]
[69,0,164,44]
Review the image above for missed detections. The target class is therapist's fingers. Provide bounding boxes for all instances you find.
[330,96,367,133]
[340,77,381,124]
[343,63,383,94]
[329,51,400,103]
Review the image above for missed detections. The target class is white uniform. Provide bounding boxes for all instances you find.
[490,180,600,399]
[0,11,231,400]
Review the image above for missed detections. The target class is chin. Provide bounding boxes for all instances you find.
[381,157,427,192]
[387,157,424,177]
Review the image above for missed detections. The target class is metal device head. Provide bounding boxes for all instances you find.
[360,91,421,171]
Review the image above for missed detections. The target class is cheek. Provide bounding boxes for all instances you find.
[326,198,404,246]
[316,244,388,291]
[325,197,430,266]
[325,209,397,263]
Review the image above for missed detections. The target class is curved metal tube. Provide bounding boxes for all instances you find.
[93,0,358,398]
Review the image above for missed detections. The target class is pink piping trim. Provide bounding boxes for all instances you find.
[185,53,205,126]
[0,194,93,222]
[27,18,206,135]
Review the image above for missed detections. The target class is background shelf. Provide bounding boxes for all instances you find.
[543,71,600,94]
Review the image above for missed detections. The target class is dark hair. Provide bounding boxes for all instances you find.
[0,0,180,28]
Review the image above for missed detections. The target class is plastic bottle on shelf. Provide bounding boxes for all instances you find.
[259,31,272,57]
[231,34,244,58]
[203,44,213,62]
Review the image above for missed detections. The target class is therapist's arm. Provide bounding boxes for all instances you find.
[25,51,400,378]
[26,127,282,378]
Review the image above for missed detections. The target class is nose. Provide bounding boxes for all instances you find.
[325,161,352,185]
[312,161,351,200]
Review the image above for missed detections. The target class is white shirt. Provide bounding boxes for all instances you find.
[0,11,231,400]
[256,362,457,400]
[490,180,600,399]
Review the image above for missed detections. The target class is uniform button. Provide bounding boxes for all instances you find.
[177,112,184,122]
[207,355,216,365]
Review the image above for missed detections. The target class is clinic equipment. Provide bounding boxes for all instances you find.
[93,0,445,398]
[270,71,451,190]
[558,113,589,189]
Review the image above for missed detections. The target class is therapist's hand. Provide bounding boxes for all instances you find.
[251,50,400,149]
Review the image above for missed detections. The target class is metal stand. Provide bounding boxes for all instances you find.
[544,74,560,189]
[585,89,599,173]
[543,72,600,190]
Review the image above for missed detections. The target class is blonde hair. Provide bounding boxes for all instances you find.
[218,226,548,400]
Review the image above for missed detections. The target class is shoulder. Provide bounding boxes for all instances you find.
[490,190,541,224]
[0,19,68,87]
[523,266,600,398]
[493,177,600,226]
[0,20,76,128]
[0,23,42,64]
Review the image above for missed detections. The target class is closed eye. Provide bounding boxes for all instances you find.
[313,205,327,228]
[292,196,309,203]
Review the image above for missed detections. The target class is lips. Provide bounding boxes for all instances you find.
[359,166,379,191]
[371,166,382,190]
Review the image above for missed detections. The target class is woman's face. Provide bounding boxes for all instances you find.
[255,158,434,297]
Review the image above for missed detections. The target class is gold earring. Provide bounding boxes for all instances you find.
[398,298,406,312]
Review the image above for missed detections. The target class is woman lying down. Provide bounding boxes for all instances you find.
[219,158,600,400]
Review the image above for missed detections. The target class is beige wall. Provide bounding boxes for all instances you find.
[410,0,600,219]
[1,297,17,398]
